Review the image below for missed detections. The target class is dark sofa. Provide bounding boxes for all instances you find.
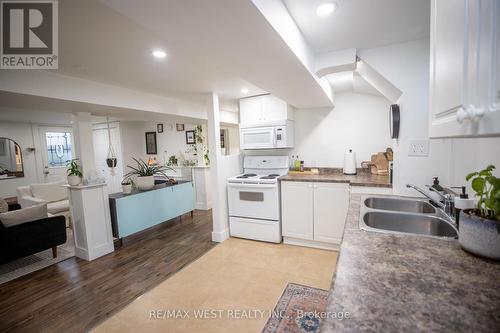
[0,205,67,265]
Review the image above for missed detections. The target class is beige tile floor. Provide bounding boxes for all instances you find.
[93,237,338,333]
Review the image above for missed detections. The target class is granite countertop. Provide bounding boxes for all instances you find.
[279,168,391,188]
[109,180,190,199]
[321,194,500,332]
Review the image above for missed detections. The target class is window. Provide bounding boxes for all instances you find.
[46,132,72,168]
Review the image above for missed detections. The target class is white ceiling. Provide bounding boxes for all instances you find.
[51,0,332,109]
[283,0,430,53]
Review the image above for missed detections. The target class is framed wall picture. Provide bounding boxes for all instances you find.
[157,123,164,133]
[185,130,195,144]
[176,123,185,131]
[145,132,157,154]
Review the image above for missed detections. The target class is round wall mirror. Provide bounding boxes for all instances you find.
[0,137,24,180]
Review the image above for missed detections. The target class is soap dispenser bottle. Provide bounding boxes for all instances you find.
[431,177,444,192]
[452,186,475,228]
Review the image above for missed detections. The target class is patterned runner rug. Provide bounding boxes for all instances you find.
[262,282,329,333]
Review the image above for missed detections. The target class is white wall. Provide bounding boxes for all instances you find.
[292,92,392,167]
[0,122,40,198]
[119,121,202,171]
[357,39,500,195]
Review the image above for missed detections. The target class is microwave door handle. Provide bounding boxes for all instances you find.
[272,127,277,147]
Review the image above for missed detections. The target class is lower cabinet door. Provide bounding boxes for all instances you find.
[281,181,314,240]
[313,183,349,244]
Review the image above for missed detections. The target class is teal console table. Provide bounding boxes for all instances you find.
[109,181,194,239]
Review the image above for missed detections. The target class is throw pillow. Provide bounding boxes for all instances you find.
[0,203,48,227]
[0,199,8,213]
[30,180,67,203]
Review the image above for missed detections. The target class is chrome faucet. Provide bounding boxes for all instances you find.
[406,184,445,208]
[406,183,456,221]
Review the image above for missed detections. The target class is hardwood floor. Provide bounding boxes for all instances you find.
[0,210,216,333]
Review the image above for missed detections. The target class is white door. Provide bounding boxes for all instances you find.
[239,96,263,124]
[313,183,350,244]
[429,0,500,137]
[281,181,314,240]
[92,123,123,194]
[39,126,74,183]
[261,95,287,122]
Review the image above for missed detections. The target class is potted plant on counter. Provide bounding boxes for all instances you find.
[125,158,174,191]
[460,165,500,260]
[121,177,134,194]
[66,159,83,186]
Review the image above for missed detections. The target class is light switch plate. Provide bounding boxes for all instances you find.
[408,139,429,156]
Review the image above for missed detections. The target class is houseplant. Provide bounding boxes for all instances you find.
[460,165,500,260]
[121,177,134,194]
[66,159,83,186]
[125,158,174,190]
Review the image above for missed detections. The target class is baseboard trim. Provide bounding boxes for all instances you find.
[212,228,230,242]
[283,237,339,251]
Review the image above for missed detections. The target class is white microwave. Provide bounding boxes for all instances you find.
[239,120,294,150]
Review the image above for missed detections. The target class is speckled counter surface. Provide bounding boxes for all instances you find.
[321,194,500,332]
[279,169,391,188]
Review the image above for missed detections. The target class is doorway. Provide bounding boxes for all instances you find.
[39,126,74,183]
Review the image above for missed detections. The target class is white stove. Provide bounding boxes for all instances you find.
[227,156,289,243]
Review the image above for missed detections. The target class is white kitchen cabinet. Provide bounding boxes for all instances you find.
[429,0,500,137]
[239,96,263,124]
[281,181,349,250]
[239,94,294,125]
[313,183,350,244]
[281,181,314,240]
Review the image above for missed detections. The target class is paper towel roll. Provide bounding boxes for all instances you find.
[343,149,357,175]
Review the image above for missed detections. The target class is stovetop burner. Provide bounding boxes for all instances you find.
[268,174,280,177]
[260,175,278,179]
[236,173,257,179]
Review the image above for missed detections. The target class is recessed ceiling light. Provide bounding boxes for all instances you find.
[152,49,167,59]
[316,3,336,16]
[241,88,249,94]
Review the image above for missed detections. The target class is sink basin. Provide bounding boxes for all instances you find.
[364,197,436,214]
[360,195,458,239]
[362,211,457,238]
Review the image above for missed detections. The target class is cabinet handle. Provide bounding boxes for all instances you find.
[456,106,472,124]
[457,105,485,124]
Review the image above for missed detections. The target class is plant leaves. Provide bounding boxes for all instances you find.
[466,172,478,181]
[471,177,486,193]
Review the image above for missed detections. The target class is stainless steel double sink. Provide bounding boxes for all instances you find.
[360,196,458,238]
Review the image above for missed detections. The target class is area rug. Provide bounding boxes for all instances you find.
[0,228,75,285]
[262,283,329,333]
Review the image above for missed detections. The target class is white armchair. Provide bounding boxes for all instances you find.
[16,180,71,226]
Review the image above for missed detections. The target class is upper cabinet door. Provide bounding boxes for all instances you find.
[239,96,263,124]
[261,95,291,122]
[429,0,500,137]
[239,95,293,125]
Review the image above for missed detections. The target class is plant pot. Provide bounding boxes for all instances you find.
[459,210,500,260]
[106,158,118,168]
[67,175,82,186]
[136,175,154,190]
[122,184,133,194]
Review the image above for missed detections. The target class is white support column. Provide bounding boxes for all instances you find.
[69,112,115,260]
[207,93,229,242]
[71,112,96,177]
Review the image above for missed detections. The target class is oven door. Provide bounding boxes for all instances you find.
[240,127,276,149]
[227,182,279,221]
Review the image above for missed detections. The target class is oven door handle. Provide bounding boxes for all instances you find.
[227,183,277,189]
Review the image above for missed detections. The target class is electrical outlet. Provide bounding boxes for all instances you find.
[408,139,429,156]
